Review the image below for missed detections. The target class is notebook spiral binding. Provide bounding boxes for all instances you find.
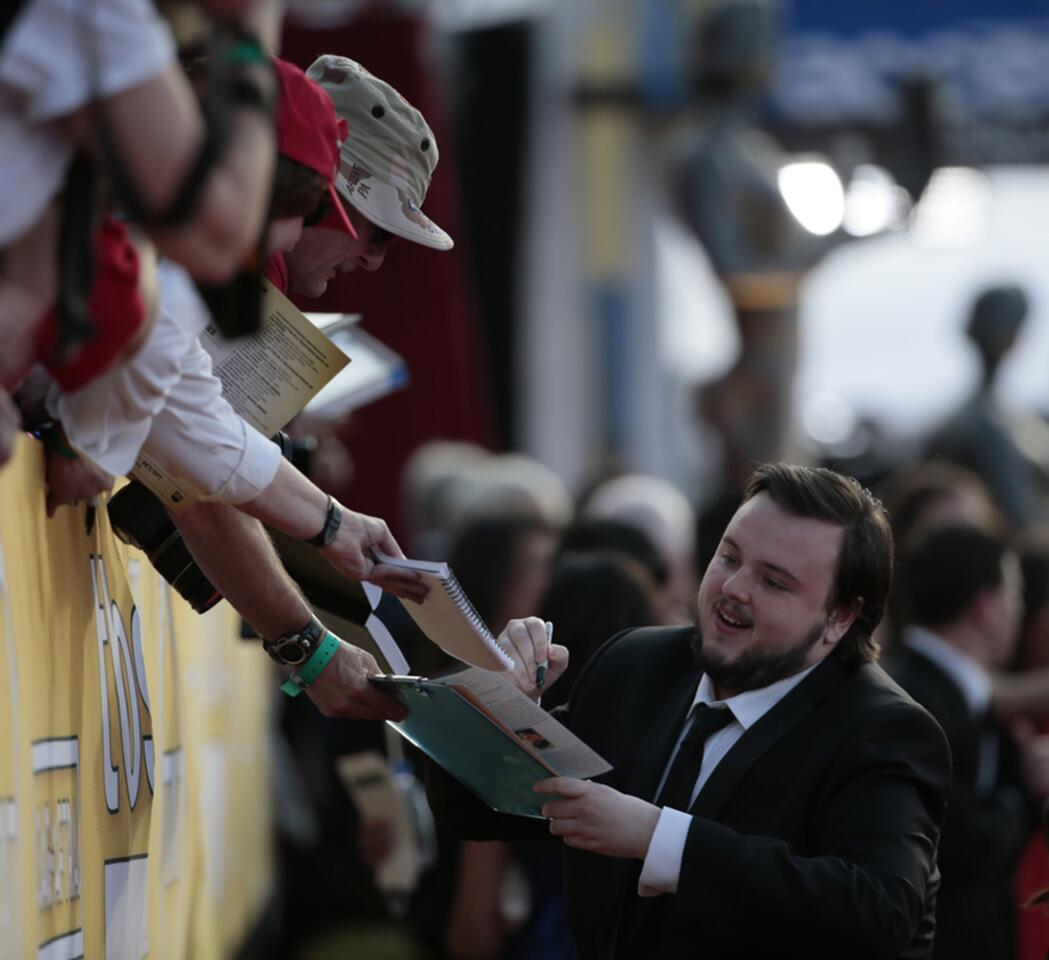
[443,573,513,663]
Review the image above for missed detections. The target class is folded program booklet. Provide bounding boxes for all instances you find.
[133,279,349,511]
[371,665,612,818]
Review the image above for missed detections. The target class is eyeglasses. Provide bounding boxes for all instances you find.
[304,193,331,227]
[368,224,395,248]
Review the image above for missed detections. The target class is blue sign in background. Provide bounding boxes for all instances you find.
[785,0,1049,36]
[769,0,1049,162]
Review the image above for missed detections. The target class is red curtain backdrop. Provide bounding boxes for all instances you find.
[281,8,497,540]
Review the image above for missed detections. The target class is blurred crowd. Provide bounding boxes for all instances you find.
[5,0,1049,958]
[270,428,1049,960]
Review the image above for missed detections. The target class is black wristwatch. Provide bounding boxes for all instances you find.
[306,496,342,548]
[263,617,325,666]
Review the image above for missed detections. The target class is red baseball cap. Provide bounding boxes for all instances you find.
[273,58,357,239]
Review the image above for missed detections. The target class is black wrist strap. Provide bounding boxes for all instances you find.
[306,496,342,548]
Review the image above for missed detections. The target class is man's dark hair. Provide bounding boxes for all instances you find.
[539,552,657,710]
[271,155,327,221]
[899,525,1008,628]
[743,462,893,662]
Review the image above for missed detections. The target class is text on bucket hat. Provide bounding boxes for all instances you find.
[273,57,357,239]
[305,55,453,251]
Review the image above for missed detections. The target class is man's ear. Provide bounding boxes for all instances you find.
[824,600,861,647]
[967,588,998,630]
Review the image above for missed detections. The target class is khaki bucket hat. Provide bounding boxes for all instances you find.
[305,54,453,251]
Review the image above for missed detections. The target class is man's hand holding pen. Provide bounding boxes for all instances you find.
[500,617,569,700]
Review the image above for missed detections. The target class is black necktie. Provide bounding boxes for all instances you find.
[655,703,734,811]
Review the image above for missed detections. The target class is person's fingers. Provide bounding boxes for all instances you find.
[1010,716,1036,743]
[545,643,571,686]
[535,776,585,797]
[375,525,405,559]
[503,620,537,691]
[368,565,427,603]
[359,684,408,721]
[308,683,407,721]
[547,817,579,837]
[502,617,548,690]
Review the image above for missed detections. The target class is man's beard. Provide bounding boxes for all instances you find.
[690,620,825,695]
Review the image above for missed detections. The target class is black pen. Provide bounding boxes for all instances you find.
[535,621,553,689]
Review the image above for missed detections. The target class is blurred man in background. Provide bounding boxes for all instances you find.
[891,525,1049,960]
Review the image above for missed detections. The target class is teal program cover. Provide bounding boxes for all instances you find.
[370,676,557,819]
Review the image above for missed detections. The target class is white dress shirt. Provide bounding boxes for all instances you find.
[57,260,281,503]
[902,626,992,716]
[638,663,817,896]
[902,626,999,793]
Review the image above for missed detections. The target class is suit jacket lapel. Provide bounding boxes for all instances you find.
[691,653,850,820]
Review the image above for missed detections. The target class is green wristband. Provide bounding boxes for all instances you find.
[280,632,340,697]
[41,424,79,461]
[224,38,268,66]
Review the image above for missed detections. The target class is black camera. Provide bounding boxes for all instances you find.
[108,479,223,612]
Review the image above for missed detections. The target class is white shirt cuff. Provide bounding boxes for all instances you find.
[207,422,281,504]
[638,806,691,896]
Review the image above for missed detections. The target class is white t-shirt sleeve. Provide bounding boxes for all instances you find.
[0,0,175,244]
[638,807,692,897]
[0,0,175,121]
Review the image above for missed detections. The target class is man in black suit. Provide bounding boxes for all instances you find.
[890,525,1043,960]
[427,463,951,959]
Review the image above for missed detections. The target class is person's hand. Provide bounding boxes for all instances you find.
[535,778,661,859]
[500,617,570,698]
[358,818,396,869]
[322,507,427,603]
[1014,719,1049,799]
[45,448,113,517]
[1021,736,1049,799]
[304,637,408,721]
[0,389,19,467]
[11,365,51,424]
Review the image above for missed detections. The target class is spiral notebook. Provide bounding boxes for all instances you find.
[371,549,514,672]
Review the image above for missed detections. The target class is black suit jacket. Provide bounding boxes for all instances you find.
[427,626,951,960]
[890,645,1034,960]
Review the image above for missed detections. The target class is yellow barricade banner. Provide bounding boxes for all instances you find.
[0,437,273,959]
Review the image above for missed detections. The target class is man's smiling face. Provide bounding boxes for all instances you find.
[695,492,854,697]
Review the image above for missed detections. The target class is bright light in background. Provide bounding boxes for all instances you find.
[778,161,845,236]
[802,392,859,446]
[654,210,739,384]
[795,167,1049,445]
[911,167,992,247]
[843,164,910,237]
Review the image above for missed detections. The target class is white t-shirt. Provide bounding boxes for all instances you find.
[0,0,175,245]
[57,260,281,504]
